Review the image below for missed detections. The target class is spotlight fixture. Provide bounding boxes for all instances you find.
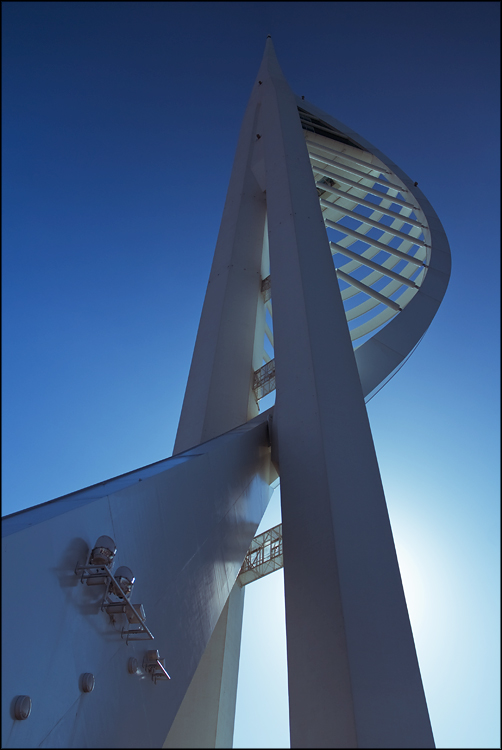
[75,535,117,587]
[109,566,135,599]
[75,537,154,643]
[89,536,116,566]
[143,650,171,684]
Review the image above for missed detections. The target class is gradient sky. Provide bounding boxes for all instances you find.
[2,3,500,748]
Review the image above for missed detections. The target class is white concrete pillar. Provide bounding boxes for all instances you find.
[165,47,275,749]
[168,35,434,748]
[163,584,245,749]
[258,39,434,748]
[173,91,268,453]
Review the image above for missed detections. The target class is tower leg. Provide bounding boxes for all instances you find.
[163,583,245,748]
[259,39,435,749]
[166,74,271,747]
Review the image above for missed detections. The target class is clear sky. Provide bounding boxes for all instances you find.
[2,2,500,748]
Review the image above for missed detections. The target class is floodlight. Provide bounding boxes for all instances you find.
[89,535,116,566]
[110,566,135,599]
[143,649,171,683]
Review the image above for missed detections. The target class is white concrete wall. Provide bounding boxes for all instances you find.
[2,413,273,748]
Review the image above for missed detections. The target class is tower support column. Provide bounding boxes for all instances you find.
[259,39,434,748]
[163,583,245,749]
[164,54,275,748]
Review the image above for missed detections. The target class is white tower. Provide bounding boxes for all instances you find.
[2,38,450,749]
[165,36,450,748]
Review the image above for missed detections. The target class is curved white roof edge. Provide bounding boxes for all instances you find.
[295,95,452,401]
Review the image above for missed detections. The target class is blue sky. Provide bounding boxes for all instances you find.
[2,2,500,748]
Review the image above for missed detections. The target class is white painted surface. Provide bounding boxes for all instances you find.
[258,38,435,747]
[2,33,450,748]
[2,413,273,748]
